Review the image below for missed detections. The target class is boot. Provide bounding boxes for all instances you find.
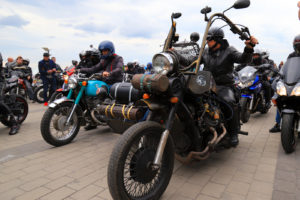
[9,124,20,135]
[269,123,280,133]
[230,133,239,147]
[84,124,97,131]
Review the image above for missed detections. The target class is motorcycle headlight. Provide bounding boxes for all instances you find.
[68,77,77,89]
[276,81,287,96]
[291,84,300,96]
[152,52,176,75]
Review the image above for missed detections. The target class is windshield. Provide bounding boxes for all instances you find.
[238,66,257,82]
[282,57,300,84]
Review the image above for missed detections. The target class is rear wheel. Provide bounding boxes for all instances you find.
[34,86,49,103]
[281,114,298,153]
[108,121,174,200]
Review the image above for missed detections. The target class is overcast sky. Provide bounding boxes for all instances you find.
[0,0,299,73]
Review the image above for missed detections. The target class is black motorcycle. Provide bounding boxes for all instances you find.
[5,71,28,98]
[275,57,300,153]
[107,0,251,199]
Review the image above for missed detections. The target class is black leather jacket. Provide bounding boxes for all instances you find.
[202,40,253,85]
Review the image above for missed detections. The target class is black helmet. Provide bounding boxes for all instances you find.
[127,62,134,70]
[252,49,263,65]
[207,27,224,41]
[190,32,200,42]
[293,34,300,53]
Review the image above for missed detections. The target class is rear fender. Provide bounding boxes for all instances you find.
[282,109,296,114]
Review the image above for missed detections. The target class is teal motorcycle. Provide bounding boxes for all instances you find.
[40,73,111,146]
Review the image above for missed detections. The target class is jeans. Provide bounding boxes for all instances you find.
[41,77,57,102]
[276,109,281,124]
[24,79,34,100]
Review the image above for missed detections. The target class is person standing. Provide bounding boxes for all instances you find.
[38,53,57,106]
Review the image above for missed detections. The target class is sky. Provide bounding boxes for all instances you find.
[0,0,299,74]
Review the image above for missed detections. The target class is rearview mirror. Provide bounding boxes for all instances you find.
[233,0,250,9]
[172,13,182,19]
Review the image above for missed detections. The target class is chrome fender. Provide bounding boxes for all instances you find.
[48,97,74,108]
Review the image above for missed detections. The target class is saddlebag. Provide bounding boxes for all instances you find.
[110,82,142,104]
[131,74,169,93]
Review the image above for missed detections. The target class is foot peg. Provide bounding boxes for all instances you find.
[238,130,248,135]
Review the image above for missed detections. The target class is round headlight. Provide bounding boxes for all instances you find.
[152,52,176,75]
[68,77,77,89]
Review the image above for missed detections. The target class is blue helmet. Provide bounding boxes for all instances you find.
[147,62,152,69]
[98,40,115,58]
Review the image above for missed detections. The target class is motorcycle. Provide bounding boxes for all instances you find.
[5,71,28,98]
[48,66,76,103]
[40,71,142,146]
[275,57,300,153]
[237,64,272,123]
[107,0,251,199]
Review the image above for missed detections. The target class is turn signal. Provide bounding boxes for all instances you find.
[272,99,277,106]
[143,93,150,99]
[82,81,87,86]
[170,97,179,104]
[64,79,68,84]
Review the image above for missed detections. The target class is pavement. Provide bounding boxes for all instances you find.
[0,103,299,200]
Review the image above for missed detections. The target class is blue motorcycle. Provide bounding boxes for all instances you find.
[40,73,110,146]
[237,65,271,123]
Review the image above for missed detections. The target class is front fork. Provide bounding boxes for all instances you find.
[152,102,179,168]
[65,86,85,126]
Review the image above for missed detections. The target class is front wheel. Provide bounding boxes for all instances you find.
[0,95,28,127]
[240,97,250,123]
[281,114,298,153]
[40,101,81,146]
[108,121,174,200]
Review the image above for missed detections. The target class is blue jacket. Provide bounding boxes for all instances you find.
[38,59,56,78]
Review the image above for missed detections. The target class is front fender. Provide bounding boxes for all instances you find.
[282,109,296,114]
[49,97,74,108]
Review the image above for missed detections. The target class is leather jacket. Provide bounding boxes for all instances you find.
[202,40,253,85]
[80,54,124,85]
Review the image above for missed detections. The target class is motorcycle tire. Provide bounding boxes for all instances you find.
[108,121,174,200]
[49,91,64,103]
[240,97,250,123]
[40,101,81,147]
[34,86,45,103]
[281,114,297,154]
[0,95,28,127]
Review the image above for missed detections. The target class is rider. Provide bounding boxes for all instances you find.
[78,40,124,130]
[202,27,258,146]
[0,53,20,135]
[11,56,35,102]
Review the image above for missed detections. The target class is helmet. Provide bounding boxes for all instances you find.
[72,60,78,66]
[190,32,200,42]
[127,62,134,70]
[79,50,86,61]
[293,34,300,53]
[147,62,152,69]
[98,40,115,58]
[253,49,263,65]
[207,27,224,41]
[261,49,269,59]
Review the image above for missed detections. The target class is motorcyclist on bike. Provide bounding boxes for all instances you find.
[0,53,20,135]
[11,56,35,101]
[269,34,300,132]
[237,49,273,108]
[202,27,258,146]
[78,40,124,130]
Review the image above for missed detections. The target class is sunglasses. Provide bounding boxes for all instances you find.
[206,36,215,41]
